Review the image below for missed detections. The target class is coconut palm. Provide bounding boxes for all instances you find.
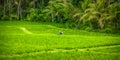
[42,0,74,23]
[79,0,120,29]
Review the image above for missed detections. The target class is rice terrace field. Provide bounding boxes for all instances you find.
[0,21,120,60]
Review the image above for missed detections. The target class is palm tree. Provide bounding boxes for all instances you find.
[42,0,74,23]
[79,0,119,29]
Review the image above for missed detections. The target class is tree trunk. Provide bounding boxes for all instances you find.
[108,0,110,5]
[60,15,63,24]
[118,0,120,3]
[18,0,22,20]
[33,0,36,8]
[8,0,11,20]
[4,0,6,16]
[18,0,20,20]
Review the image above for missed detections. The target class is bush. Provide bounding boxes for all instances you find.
[85,27,93,32]
[10,14,18,20]
[26,8,40,21]
[101,28,112,33]
[1,15,9,20]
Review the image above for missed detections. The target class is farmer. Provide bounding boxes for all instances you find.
[58,30,63,35]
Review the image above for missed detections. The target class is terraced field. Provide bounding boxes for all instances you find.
[0,21,120,60]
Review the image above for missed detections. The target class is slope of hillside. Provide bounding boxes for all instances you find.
[0,21,120,60]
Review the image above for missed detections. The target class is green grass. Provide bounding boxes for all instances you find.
[0,21,120,60]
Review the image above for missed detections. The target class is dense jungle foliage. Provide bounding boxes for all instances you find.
[0,0,120,33]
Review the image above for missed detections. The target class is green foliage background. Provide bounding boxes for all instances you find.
[0,0,120,33]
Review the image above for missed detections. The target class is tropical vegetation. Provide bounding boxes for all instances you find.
[0,0,120,32]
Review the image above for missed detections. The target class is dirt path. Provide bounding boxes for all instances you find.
[0,44,120,57]
[19,27,32,34]
[1,26,33,34]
